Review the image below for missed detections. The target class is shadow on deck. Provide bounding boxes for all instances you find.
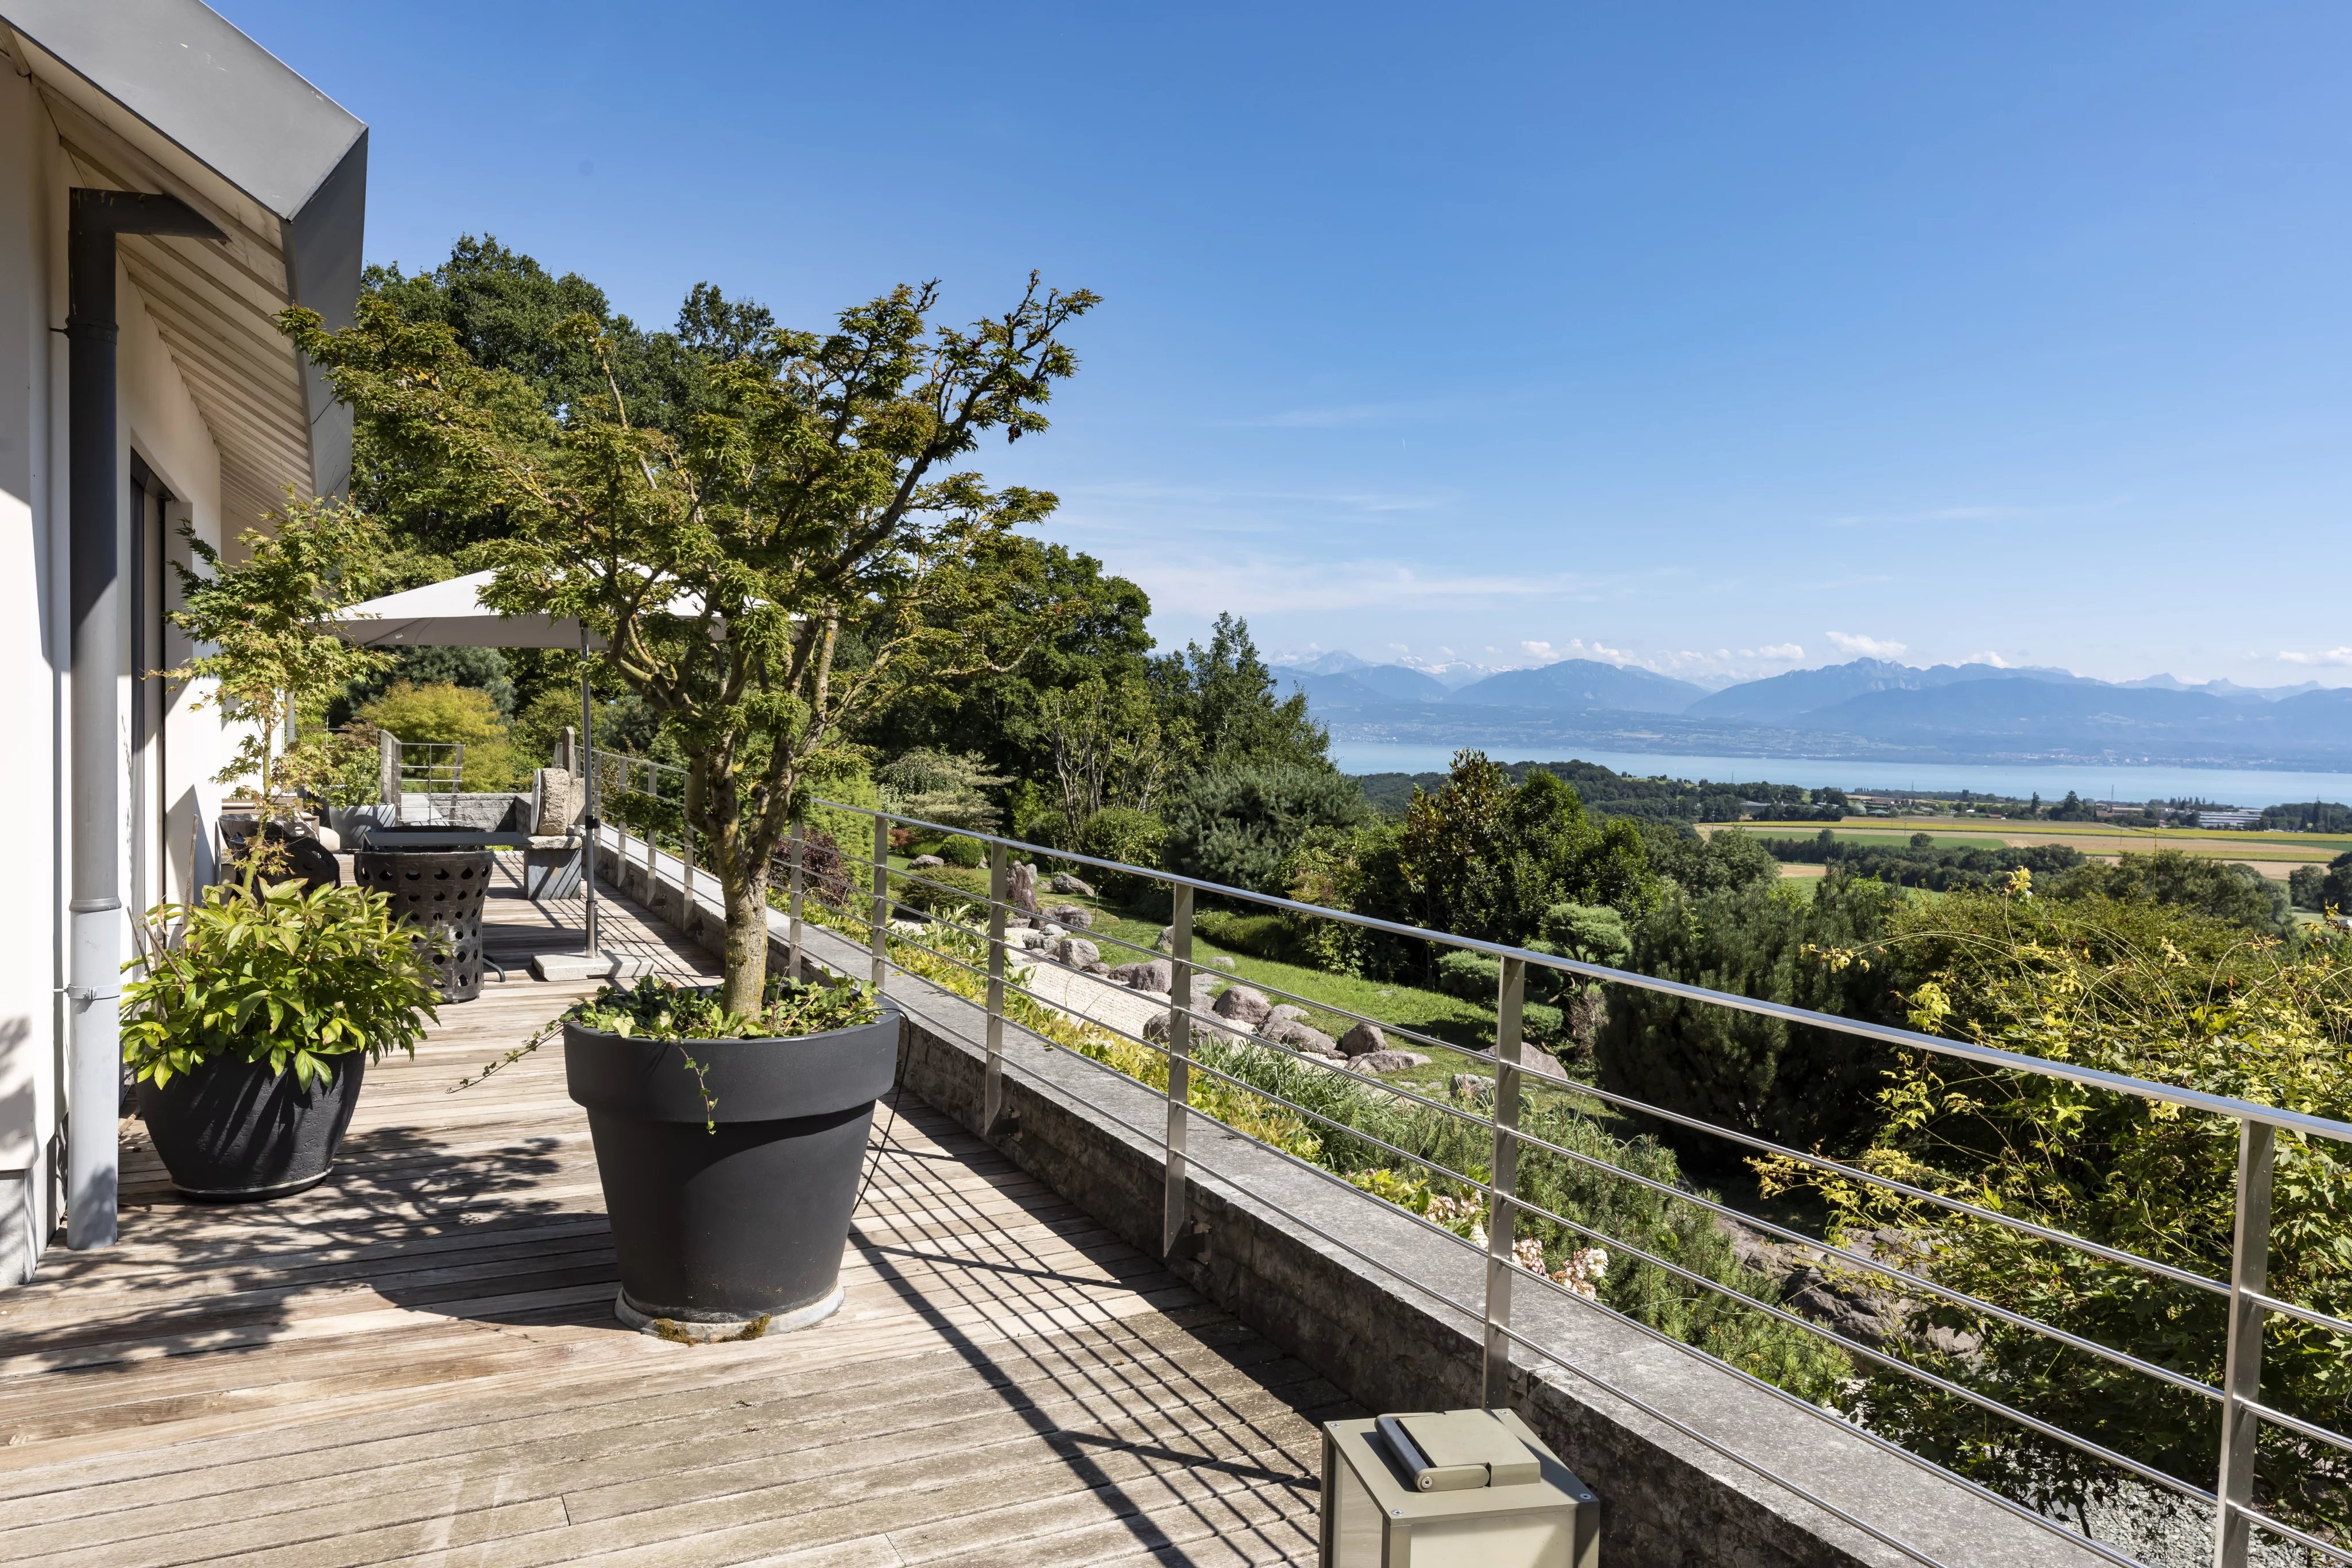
[0,876,1346,1567]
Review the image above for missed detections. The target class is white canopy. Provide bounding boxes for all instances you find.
[334,570,602,651]
[332,568,616,959]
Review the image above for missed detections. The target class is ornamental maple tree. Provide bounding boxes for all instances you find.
[287,275,1095,1010]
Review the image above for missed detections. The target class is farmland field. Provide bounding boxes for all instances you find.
[1712,818,2349,868]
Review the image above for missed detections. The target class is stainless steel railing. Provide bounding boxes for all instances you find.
[586,759,2352,1568]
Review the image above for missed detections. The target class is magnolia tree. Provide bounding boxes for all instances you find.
[286,277,1095,1012]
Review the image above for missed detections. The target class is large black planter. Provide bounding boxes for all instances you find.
[136,1052,368,1200]
[564,1001,900,1340]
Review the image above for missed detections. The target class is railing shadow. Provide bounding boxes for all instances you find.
[846,1095,1349,1562]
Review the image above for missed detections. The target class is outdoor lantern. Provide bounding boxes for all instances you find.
[1321,1407,1599,1567]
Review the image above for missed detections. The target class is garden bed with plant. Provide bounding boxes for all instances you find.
[790,872,1850,1401]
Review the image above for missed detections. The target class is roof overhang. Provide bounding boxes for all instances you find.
[0,0,366,523]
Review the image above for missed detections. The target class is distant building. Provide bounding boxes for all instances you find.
[2196,808,2264,829]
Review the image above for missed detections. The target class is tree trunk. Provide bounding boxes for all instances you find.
[718,853,771,1015]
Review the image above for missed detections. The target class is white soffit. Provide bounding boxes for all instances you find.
[0,0,366,525]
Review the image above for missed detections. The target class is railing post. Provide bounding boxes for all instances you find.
[1162,884,1195,1259]
[642,762,657,887]
[378,728,400,815]
[984,841,1008,1136]
[1484,955,1527,1408]
[786,819,806,982]
[869,812,889,993]
[2212,1118,2276,1568]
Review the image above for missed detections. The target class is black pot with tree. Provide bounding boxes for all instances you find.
[295,266,1094,1337]
[477,976,895,1339]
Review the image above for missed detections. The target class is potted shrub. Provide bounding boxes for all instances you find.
[480,976,895,1339]
[123,872,442,1199]
[292,272,1094,1334]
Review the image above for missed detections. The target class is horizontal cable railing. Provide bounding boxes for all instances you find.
[581,758,2350,1568]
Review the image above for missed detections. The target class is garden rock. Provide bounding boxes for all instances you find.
[1268,1019,1339,1055]
[1011,928,1050,950]
[1143,1012,1170,1042]
[1337,1021,1387,1058]
[1109,959,1173,992]
[1210,985,1272,1027]
[1081,961,1112,976]
[1209,955,1237,971]
[1008,861,1040,915]
[1154,925,1175,953]
[1051,936,1100,968]
[1049,872,1096,897]
[1352,1050,1430,1074]
[1044,903,1094,929]
[1449,1073,1494,1106]
[909,854,944,869]
[1269,1003,1307,1023]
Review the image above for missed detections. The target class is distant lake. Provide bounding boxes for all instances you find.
[1328,742,2352,808]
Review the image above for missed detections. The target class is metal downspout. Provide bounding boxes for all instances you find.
[64,190,223,1250]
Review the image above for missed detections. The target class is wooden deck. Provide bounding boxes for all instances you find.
[0,878,1345,1566]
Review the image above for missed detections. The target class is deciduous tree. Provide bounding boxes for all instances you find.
[288,274,1097,1011]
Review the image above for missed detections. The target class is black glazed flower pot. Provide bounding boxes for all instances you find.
[136,1052,368,1200]
[563,1002,900,1340]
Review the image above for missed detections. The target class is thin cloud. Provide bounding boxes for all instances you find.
[1827,630,1908,659]
[1823,505,2026,529]
[1749,642,1805,661]
[1063,480,1453,517]
[1224,401,1436,429]
[1956,651,2013,668]
[2279,648,2352,667]
[1131,557,1599,617]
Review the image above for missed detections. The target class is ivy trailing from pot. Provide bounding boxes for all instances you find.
[456,975,881,1133]
[122,871,443,1199]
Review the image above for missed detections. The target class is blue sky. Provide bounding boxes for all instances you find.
[220,1,2352,687]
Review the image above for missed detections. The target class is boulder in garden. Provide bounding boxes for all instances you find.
[1109,959,1173,993]
[1352,1050,1430,1074]
[1337,1022,1387,1058]
[1269,1003,1307,1023]
[1049,872,1096,897]
[1051,936,1100,968]
[909,854,944,869]
[1008,861,1040,915]
[1210,985,1272,1027]
[1268,1019,1339,1055]
[1043,903,1094,929]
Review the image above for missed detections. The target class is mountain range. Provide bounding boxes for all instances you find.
[1268,655,2352,769]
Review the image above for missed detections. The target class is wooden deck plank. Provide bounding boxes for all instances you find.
[0,876,1345,1565]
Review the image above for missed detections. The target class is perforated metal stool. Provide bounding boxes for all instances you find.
[353,847,494,1002]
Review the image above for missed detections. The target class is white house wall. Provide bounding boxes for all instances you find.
[0,60,232,1284]
[0,50,57,1288]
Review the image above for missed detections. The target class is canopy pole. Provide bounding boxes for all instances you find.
[579,624,600,961]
